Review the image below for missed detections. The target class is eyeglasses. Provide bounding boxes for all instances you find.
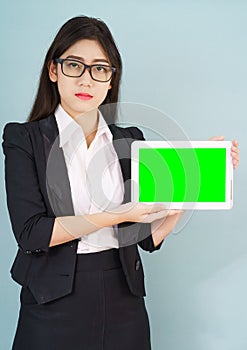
[54,58,116,82]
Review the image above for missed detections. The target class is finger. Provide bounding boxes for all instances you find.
[231,153,240,161]
[143,209,169,223]
[231,146,239,153]
[231,149,239,156]
[233,159,239,168]
[143,203,167,213]
[166,209,184,215]
[143,209,184,223]
[232,139,238,147]
[209,135,224,141]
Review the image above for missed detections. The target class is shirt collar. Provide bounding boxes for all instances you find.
[54,104,113,148]
[97,110,113,141]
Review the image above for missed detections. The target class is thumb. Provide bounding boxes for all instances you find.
[209,135,225,141]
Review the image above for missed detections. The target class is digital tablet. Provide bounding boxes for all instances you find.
[131,141,233,209]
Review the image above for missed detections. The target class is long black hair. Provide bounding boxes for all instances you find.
[27,16,122,124]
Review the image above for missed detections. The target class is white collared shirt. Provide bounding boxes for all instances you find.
[54,104,124,253]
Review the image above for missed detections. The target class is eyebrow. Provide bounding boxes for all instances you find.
[65,55,110,64]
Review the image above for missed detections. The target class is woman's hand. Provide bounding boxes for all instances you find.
[51,202,181,246]
[113,202,182,224]
[151,211,184,247]
[210,136,240,169]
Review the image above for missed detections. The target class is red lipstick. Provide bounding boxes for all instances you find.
[75,93,93,101]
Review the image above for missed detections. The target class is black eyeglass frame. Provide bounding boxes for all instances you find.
[54,58,116,82]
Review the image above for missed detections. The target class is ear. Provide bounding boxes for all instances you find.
[108,84,112,90]
[48,60,58,82]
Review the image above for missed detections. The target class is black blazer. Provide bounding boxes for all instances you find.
[2,114,163,304]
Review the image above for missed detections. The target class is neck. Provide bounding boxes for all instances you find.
[74,109,99,138]
[75,109,99,149]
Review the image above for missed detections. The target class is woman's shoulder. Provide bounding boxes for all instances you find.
[2,119,41,152]
[3,118,39,135]
[3,121,29,141]
[2,116,49,140]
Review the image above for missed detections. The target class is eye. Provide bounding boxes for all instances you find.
[70,62,79,68]
[64,60,81,69]
[95,65,107,72]
[69,62,80,68]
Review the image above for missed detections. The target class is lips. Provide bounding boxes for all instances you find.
[75,93,93,101]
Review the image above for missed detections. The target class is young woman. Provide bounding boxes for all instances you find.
[2,16,239,350]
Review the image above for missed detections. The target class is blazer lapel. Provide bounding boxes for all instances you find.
[108,124,141,247]
[39,115,75,217]
[109,124,132,204]
[38,116,132,218]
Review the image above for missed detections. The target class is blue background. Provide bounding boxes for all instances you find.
[1,1,246,349]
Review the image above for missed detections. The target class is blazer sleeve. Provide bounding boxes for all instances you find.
[2,122,55,253]
[127,126,164,253]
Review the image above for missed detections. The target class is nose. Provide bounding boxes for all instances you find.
[78,67,93,86]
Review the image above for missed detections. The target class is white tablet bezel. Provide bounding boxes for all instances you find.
[131,141,233,210]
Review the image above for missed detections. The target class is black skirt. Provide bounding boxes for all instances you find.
[12,248,151,350]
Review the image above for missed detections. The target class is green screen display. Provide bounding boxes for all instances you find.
[139,148,226,202]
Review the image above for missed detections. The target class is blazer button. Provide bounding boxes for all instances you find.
[34,249,41,253]
[135,260,141,271]
[25,250,32,255]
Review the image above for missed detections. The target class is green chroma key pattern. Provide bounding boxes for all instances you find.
[139,148,226,202]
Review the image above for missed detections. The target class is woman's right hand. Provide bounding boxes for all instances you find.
[112,202,182,224]
[50,202,182,247]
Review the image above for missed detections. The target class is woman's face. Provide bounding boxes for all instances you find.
[49,39,112,119]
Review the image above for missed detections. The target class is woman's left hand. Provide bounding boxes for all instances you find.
[210,136,240,169]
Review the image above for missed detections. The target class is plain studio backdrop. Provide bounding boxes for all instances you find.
[0,1,246,349]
